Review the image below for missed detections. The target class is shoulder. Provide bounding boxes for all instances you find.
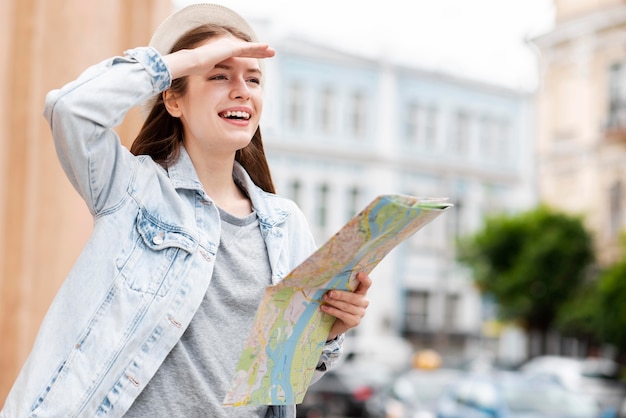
[262,191,302,213]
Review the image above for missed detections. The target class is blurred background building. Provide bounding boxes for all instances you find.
[534,0,626,266]
[258,35,535,368]
[4,0,626,408]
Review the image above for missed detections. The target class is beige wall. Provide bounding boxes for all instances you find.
[535,1,626,265]
[554,0,626,22]
[0,0,171,404]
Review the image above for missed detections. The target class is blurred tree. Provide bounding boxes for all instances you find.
[457,205,595,354]
[595,256,626,354]
[556,234,626,363]
[555,280,601,346]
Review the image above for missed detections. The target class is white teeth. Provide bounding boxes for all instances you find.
[222,110,250,119]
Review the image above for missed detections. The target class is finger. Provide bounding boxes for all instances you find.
[325,288,369,305]
[321,304,362,329]
[353,272,372,295]
[235,43,275,58]
[323,291,369,314]
[323,299,364,317]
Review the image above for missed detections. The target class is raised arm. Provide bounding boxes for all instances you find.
[163,37,274,79]
[43,47,171,215]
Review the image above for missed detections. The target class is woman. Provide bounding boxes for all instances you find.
[0,3,370,418]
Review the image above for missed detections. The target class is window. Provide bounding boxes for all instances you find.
[609,180,623,237]
[424,106,438,149]
[320,87,336,134]
[448,198,463,239]
[347,186,360,220]
[406,102,419,144]
[406,103,437,149]
[288,81,305,130]
[493,119,510,160]
[480,116,495,156]
[289,179,301,206]
[608,63,626,130]
[451,111,470,154]
[444,294,459,329]
[480,117,509,160]
[316,183,329,228]
[404,290,429,332]
[350,91,367,137]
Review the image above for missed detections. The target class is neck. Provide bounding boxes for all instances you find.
[189,155,251,216]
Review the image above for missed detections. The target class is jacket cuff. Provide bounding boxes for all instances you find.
[316,334,345,371]
[124,46,171,93]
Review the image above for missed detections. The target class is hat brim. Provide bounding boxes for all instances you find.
[149,3,258,55]
[141,3,259,119]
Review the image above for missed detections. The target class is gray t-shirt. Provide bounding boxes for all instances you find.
[125,208,271,417]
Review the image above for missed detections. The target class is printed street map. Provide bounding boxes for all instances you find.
[223,194,453,406]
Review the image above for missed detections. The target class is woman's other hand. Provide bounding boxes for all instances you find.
[322,272,372,341]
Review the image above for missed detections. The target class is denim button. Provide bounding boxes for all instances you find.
[152,235,163,245]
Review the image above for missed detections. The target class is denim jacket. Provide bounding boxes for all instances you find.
[0,47,342,418]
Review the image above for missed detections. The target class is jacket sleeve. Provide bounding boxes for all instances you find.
[43,47,171,215]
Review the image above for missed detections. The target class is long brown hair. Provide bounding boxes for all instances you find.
[130,24,275,193]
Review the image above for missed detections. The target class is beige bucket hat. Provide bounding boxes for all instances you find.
[149,3,258,54]
[141,3,259,118]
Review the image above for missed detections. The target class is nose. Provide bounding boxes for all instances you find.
[229,77,251,100]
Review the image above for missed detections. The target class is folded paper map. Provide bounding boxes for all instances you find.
[223,194,453,406]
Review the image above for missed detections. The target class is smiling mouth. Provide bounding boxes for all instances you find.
[219,110,251,120]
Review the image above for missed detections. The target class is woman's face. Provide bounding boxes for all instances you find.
[172,36,264,158]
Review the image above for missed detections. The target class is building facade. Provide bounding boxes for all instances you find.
[534,0,626,266]
[259,35,536,365]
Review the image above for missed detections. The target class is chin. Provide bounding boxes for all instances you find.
[234,137,254,150]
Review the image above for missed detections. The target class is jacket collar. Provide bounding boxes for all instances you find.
[167,146,204,192]
[167,146,289,226]
[232,163,290,228]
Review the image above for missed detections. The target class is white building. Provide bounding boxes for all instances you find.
[260,34,537,366]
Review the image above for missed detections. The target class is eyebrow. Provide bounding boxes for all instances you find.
[214,63,262,76]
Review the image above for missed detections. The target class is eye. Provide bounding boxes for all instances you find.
[247,77,261,85]
[208,74,228,81]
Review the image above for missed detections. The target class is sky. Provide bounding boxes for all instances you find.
[174,0,555,91]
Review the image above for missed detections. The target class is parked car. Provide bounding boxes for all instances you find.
[297,361,397,418]
[519,355,626,414]
[365,367,462,418]
[435,370,615,418]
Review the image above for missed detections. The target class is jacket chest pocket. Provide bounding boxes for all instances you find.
[116,209,198,296]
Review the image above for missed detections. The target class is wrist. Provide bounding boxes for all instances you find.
[163,48,196,80]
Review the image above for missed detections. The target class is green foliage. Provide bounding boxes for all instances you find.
[457,205,594,332]
[555,280,601,342]
[595,260,626,349]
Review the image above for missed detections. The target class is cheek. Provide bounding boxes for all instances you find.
[181,95,216,123]
[253,92,264,116]
[180,110,212,141]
